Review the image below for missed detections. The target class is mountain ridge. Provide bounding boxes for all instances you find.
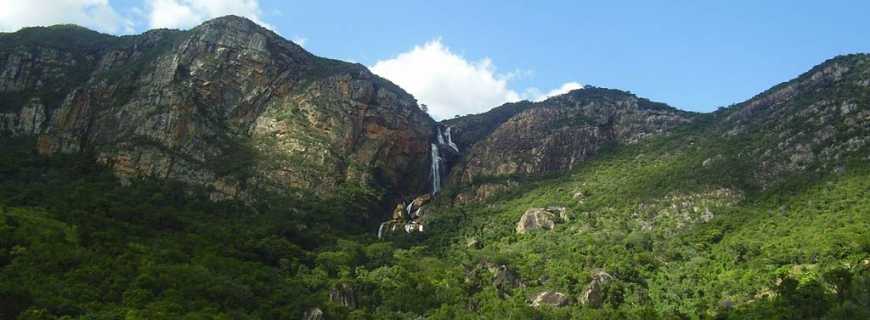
[1,15,436,203]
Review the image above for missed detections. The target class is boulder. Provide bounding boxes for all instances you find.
[516,208,556,234]
[466,238,481,249]
[531,291,571,308]
[410,193,432,210]
[302,308,323,320]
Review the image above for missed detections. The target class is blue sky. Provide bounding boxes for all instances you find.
[2,1,868,118]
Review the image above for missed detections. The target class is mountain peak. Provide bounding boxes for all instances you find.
[199,15,259,27]
[193,15,271,35]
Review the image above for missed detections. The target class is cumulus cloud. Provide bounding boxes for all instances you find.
[0,0,133,33]
[145,0,272,30]
[371,39,518,120]
[371,39,582,119]
[523,81,584,102]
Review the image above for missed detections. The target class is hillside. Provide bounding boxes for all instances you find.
[418,54,870,318]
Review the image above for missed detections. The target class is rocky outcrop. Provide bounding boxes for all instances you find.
[329,283,356,309]
[531,291,571,308]
[377,193,433,238]
[462,261,525,299]
[580,271,613,308]
[409,193,433,210]
[516,208,555,234]
[632,189,741,234]
[302,308,323,320]
[492,264,523,297]
[0,16,435,201]
[445,88,694,186]
[516,207,568,234]
[453,181,518,204]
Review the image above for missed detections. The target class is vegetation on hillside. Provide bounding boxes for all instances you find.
[1,112,868,319]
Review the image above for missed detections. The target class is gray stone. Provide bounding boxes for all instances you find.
[303,308,323,320]
[531,291,571,308]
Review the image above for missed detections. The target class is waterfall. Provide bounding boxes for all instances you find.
[436,127,445,145]
[377,222,388,239]
[445,127,459,152]
[431,143,441,194]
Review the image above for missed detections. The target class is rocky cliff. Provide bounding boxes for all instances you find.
[442,88,695,200]
[712,54,870,188]
[0,16,435,200]
[441,55,870,203]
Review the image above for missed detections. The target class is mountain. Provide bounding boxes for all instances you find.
[0,16,435,202]
[0,17,868,320]
[440,55,870,203]
[441,87,695,203]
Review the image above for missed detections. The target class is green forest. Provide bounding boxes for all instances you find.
[1,123,868,319]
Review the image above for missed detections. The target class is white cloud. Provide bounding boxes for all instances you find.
[371,39,582,119]
[526,81,584,102]
[0,0,133,34]
[145,0,272,30]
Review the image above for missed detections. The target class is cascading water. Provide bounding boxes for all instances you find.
[377,222,388,239]
[444,127,459,152]
[378,128,453,238]
[431,143,442,194]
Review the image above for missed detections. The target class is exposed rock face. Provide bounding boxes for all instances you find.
[716,54,870,188]
[409,193,432,209]
[453,181,517,204]
[302,308,323,320]
[632,189,741,234]
[531,291,571,308]
[580,271,613,308]
[0,16,434,200]
[444,88,694,185]
[516,207,568,234]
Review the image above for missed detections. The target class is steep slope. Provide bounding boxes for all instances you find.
[439,99,538,150]
[0,16,435,201]
[712,54,870,188]
[442,88,696,202]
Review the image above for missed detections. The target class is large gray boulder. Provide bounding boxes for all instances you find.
[516,207,568,234]
[531,291,571,308]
